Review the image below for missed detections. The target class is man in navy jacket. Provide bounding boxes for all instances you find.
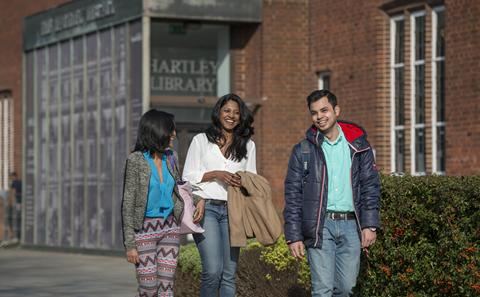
[284,90,380,297]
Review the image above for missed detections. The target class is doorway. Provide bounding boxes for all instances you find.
[174,123,209,173]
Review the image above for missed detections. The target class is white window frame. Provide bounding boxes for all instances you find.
[390,15,405,173]
[318,71,331,90]
[432,6,446,174]
[410,10,426,175]
[0,93,14,190]
[217,25,231,96]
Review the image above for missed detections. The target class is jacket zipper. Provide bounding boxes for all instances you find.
[313,132,324,247]
[348,143,371,234]
[314,163,326,247]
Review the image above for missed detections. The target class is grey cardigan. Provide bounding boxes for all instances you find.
[121,150,199,250]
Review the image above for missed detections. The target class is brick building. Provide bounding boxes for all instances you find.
[0,0,478,250]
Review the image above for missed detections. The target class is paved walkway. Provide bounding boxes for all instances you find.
[0,247,137,297]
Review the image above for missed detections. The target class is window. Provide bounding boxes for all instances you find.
[432,6,445,174]
[150,22,230,100]
[149,22,230,169]
[0,91,13,190]
[390,16,405,173]
[411,11,426,174]
[318,71,331,90]
[389,5,446,175]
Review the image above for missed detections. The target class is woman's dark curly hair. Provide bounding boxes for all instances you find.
[205,93,254,162]
[133,109,175,156]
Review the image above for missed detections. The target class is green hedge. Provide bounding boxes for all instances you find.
[178,175,480,296]
[354,175,480,296]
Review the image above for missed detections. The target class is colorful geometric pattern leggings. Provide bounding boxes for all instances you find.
[134,216,180,297]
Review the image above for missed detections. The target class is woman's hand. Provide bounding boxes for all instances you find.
[126,248,140,265]
[193,199,205,223]
[215,171,242,187]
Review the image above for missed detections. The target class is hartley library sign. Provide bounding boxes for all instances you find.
[150,48,217,97]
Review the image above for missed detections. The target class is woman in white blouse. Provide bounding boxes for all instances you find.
[182,93,256,297]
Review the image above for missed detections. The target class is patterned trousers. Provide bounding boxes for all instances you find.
[134,215,180,297]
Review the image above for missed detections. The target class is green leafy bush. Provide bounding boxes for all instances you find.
[258,175,480,296]
[177,239,264,278]
[178,242,201,277]
[177,175,480,296]
[354,175,480,296]
[260,234,310,286]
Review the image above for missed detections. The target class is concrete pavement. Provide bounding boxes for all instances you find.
[0,247,137,297]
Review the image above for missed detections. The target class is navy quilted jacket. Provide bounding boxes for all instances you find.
[283,121,380,248]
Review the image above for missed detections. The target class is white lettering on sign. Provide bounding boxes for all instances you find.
[150,58,217,94]
[151,58,217,75]
[40,0,116,36]
[151,77,216,93]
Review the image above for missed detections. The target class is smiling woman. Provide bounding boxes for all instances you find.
[182,93,257,297]
[218,100,240,132]
[205,93,255,162]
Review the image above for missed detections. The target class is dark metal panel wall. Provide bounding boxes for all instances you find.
[36,47,47,245]
[113,25,129,248]
[60,41,72,247]
[23,20,143,250]
[23,52,35,244]
[72,36,85,247]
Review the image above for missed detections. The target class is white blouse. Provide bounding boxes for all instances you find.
[182,133,257,201]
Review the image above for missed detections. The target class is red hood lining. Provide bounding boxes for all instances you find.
[309,122,365,143]
[337,122,365,143]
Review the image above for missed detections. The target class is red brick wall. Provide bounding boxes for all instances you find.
[310,0,389,170]
[2,0,479,210]
[231,24,262,101]
[256,0,314,207]
[231,23,264,158]
[444,0,480,175]
[237,0,390,206]
[0,0,68,177]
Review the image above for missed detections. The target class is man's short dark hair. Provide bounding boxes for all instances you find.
[306,89,338,109]
[9,172,17,177]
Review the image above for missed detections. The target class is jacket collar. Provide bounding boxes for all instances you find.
[305,120,370,151]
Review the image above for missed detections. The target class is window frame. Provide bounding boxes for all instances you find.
[317,71,331,90]
[431,6,446,174]
[390,14,406,173]
[410,10,427,175]
[0,91,14,190]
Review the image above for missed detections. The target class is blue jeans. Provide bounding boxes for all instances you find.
[193,201,240,297]
[307,218,361,297]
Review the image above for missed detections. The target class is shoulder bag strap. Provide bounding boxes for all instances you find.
[300,139,310,177]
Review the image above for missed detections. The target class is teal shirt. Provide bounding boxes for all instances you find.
[321,125,354,212]
[143,152,175,218]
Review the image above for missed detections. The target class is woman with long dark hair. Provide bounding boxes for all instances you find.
[122,109,203,297]
[182,93,257,297]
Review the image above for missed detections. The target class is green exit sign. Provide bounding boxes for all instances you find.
[169,24,186,34]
